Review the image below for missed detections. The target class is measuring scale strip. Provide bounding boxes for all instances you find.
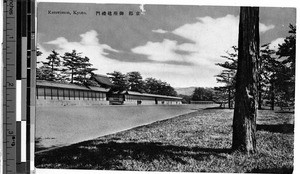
[3,0,36,173]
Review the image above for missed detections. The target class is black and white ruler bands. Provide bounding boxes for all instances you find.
[3,0,36,173]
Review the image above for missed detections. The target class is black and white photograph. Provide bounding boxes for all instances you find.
[34,1,296,173]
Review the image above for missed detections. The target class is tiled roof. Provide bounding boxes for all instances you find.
[124,91,182,100]
[36,80,109,92]
[88,86,110,92]
[92,74,114,87]
[37,80,87,90]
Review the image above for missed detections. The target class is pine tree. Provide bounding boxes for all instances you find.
[126,71,145,93]
[215,46,238,108]
[275,24,296,106]
[107,71,129,92]
[260,44,278,110]
[37,50,61,81]
[73,56,97,86]
[61,50,97,85]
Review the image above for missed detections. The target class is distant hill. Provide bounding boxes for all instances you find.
[175,87,197,96]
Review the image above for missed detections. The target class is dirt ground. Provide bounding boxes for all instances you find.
[35,104,218,150]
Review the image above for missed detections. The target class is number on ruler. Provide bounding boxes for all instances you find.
[7,82,14,86]
[11,136,15,146]
[8,131,14,134]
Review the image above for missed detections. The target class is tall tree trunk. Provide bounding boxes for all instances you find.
[270,81,275,110]
[232,7,259,153]
[258,82,262,110]
[228,73,231,109]
[258,45,262,110]
[71,69,74,83]
[228,86,231,109]
[51,59,54,81]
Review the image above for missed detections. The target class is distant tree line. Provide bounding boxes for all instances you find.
[177,87,214,104]
[107,71,177,96]
[36,50,177,96]
[215,24,296,109]
[192,88,214,101]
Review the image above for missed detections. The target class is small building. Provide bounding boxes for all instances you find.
[122,91,182,105]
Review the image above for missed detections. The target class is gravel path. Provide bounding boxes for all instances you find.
[36,104,218,150]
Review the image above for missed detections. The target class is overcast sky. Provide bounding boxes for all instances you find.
[37,3,296,88]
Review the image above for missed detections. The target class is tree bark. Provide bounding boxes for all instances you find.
[228,86,231,109]
[71,69,74,83]
[258,46,262,110]
[232,7,259,153]
[270,81,275,110]
[228,73,231,109]
[258,82,262,110]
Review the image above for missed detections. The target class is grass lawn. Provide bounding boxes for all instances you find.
[35,108,294,173]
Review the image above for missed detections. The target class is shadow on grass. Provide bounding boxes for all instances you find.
[35,141,230,170]
[257,124,294,134]
[257,108,272,110]
[35,146,49,152]
[204,106,227,110]
[275,110,294,114]
[35,137,49,152]
[248,166,293,174]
